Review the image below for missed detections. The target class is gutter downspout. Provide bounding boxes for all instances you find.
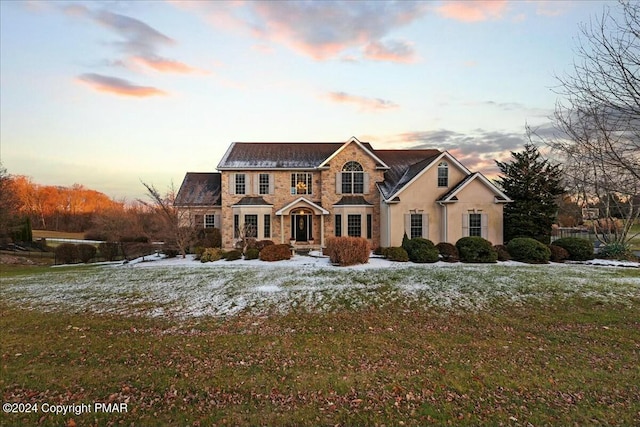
[438,202,447,243]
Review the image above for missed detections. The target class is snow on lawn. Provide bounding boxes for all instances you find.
[2,254,639,318]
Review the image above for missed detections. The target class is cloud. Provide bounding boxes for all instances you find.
[396,128,527,174]
[77,73,166,97]
[327,91,399,111]
[363,39,416,63]
[63,5,204,75]
[436,0,508,22]
[182,1,427,62]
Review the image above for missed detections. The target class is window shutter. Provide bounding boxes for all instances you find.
[462,214,469,237]
[269,174,274,194]
[229,174,236,195]
[336,172,342,194]
[481,214,488,239]
[422,214,429,239]
[214,214,220,229]
[363,173,370,194]
[404,214,411,237]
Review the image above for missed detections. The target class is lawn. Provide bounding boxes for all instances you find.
[1,258,639,426]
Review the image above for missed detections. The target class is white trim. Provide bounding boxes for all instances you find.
[275,197,329,215]
[384,151,469,202]
[318,136,389,170]
[441,173,513,203]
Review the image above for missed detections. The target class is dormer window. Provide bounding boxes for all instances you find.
[342,161,364,194]
[437,162,448,187]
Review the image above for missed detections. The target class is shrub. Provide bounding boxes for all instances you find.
[493,244,511,262]
[255,240,275,252]
[403,237,439,263]
[244,248,260,260]
[225,249,242,261]
[598,242,636,261]
[548,244,569,263]
[325,237,370,266]
[55,243,79,264]
[195,228,222,249]
[260,244,292,262]
[506,238,550,264]
[77,243,97,263]
[436,242,459,263]
[386,246,409,262]
[99,242,119,261]
[373,247,385,256]
[163,249,179,258]
[455,237,497,263]
[120,236,150,243]
[552,237,594,261]
[200,248,224,263]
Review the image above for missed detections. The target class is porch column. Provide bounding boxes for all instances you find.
[320,215,325,247]
[280,215,284,244]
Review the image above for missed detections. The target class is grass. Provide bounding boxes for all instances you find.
[1,262,639,426]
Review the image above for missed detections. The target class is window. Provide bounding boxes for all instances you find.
[264,214,271,238]
[410,214,423,239]
[469,213,482,237]
[437,162,448,187]
[291,173,312,195]
[335,214,342,237]
[366,214,372,239]
[347,214,361,237]
[244,214,258,238]
[259,174,270,195]
[341,161,364,194]
[235,174,246,194]
[204,214,216,229]
[234,215,239,238]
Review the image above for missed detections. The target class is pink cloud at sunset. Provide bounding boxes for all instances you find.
[130,56,206,74]
[77,73,166,97]
[436,0,508,22]
[363,40,416,63]
[327,91,399,112]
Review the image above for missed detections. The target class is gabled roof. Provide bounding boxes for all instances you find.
[375,149,441,200]
[174,173,221,207]
[437,172,513,203]
[217,137,386,170]
[318,136,389,170]
[275,197,329,215]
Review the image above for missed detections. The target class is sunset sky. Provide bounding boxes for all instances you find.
[0,0,612,201]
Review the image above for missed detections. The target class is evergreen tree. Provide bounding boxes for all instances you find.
[495,143,564,244]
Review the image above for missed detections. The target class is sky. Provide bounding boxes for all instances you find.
[0,0,613,201]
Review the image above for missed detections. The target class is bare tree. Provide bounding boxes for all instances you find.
[548,0,640,245]
[140,181,197,258]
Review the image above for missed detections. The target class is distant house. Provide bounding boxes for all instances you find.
[175,137,511,249]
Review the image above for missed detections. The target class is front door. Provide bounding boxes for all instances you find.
[291,214,311,242]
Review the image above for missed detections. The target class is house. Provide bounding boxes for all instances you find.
[175,136,512,249]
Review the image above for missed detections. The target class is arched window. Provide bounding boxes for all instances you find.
[437,162,448,187]
[342,161,364,193]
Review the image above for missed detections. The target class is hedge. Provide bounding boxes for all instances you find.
[259,244,292,262]
[551,237,594,261]
[403,237,439,263]
[325,237,370,266]
[436,242,459,263]
[455,237,497,263]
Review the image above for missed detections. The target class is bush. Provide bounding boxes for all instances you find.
[260,244,292,262]
[99,242,119,261]
[163,249,179,258]
[386,246,409,262]
[200,248,224,263]
[493,244,511,261]
[120,236,150,243]
[373,247,386,256]
[552,237,594,261]
[436,242,459,263]
[255,240,275,252]
[225,249,242,261]
[244,248,260,260]
[55,243,79,264]
[403,237,439,263]
[325,237,370,266]
[548,245,570,263]
[195,228,222,249]
[456,237,497,263]
[597,242,636,261]
[77,243,97,263]
[506,238,550,264]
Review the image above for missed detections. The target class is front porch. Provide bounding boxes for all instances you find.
[275,197,330,248]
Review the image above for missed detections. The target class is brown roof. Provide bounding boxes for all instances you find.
[174,173,221,206]
[375,149,441,199]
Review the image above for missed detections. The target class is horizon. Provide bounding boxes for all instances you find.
[0,0,612,200]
